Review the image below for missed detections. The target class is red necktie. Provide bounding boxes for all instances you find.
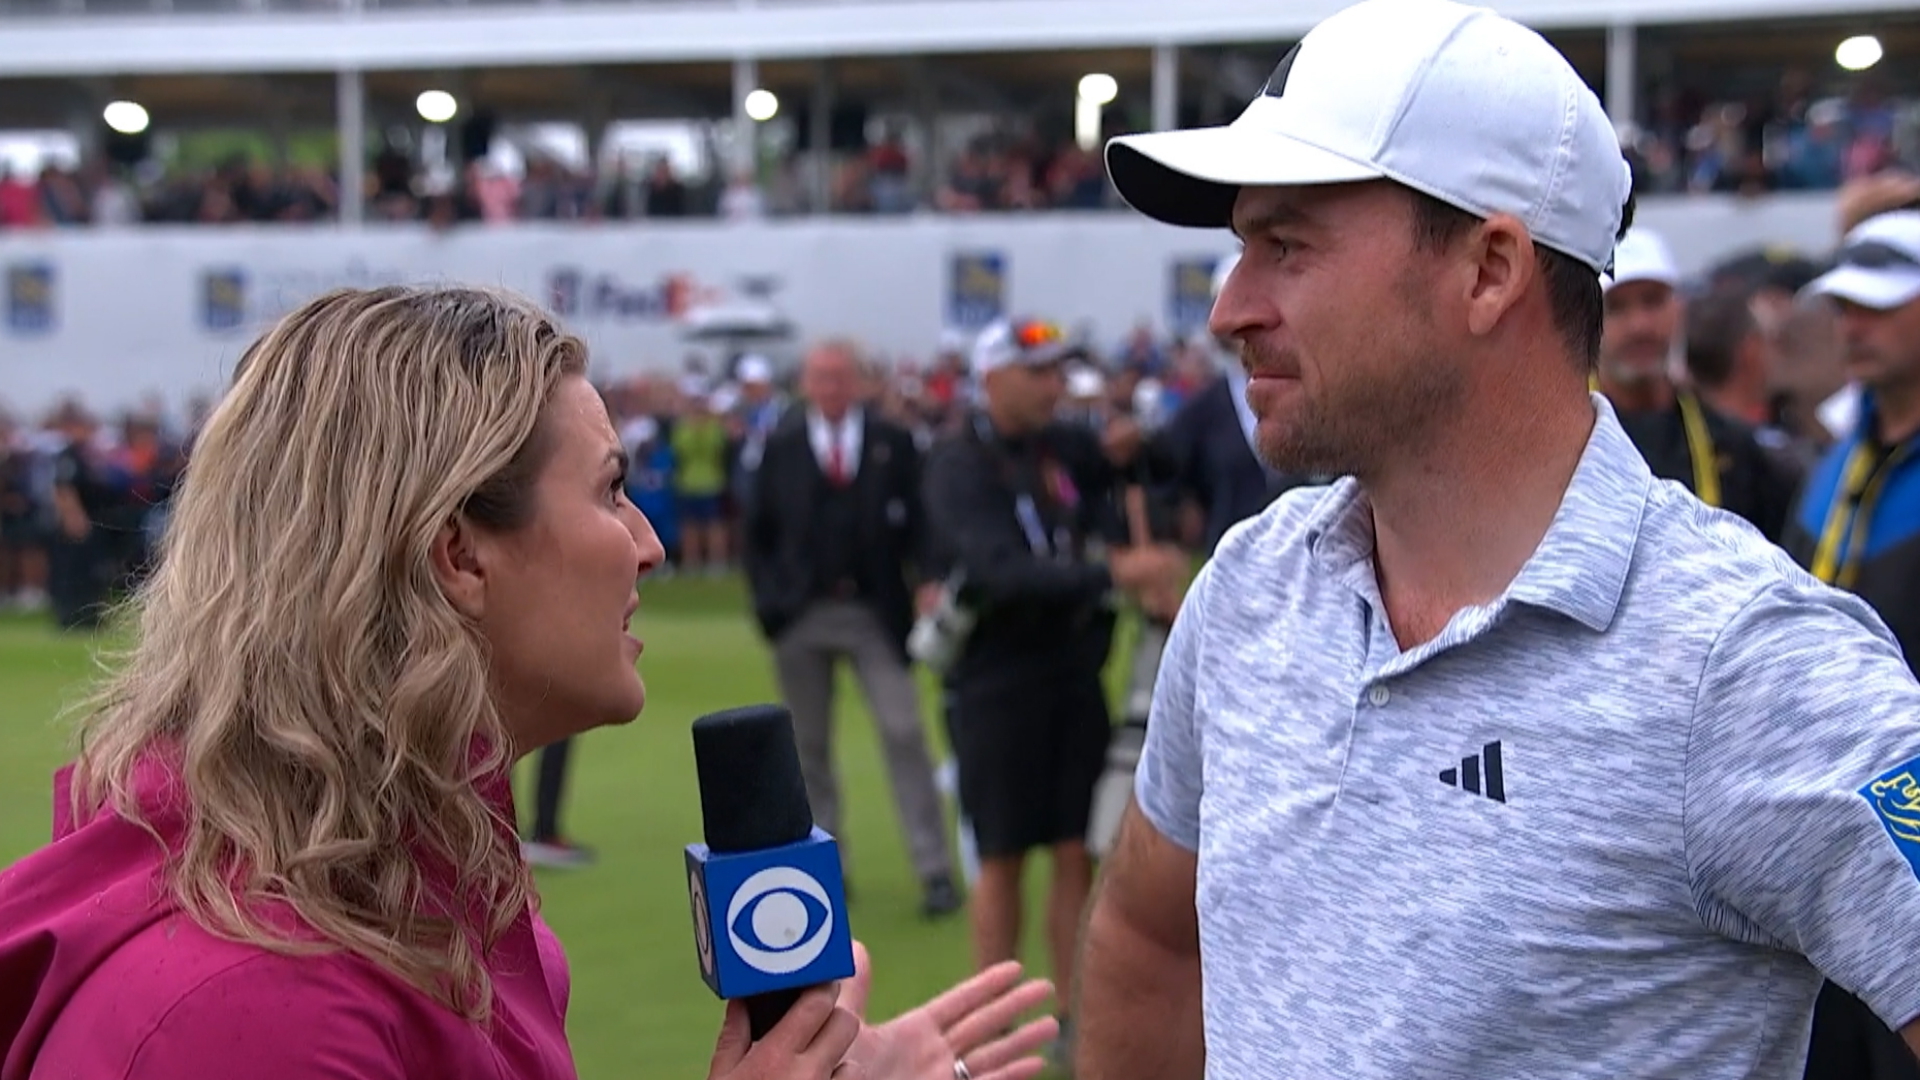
[826,430,846,485]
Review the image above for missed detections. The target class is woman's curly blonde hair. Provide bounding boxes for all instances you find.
[70,284,588,1021]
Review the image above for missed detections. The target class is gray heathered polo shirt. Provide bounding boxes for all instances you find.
[1136,394,1920,1079]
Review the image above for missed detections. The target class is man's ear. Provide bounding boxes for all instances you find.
[1463,214,1537,338]
[430,515,487,621]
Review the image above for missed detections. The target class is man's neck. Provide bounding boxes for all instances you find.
[1598,369,1674,413]
[984,401,1029,439]
[1366,379,1595,651]
[1873,380,1920,446]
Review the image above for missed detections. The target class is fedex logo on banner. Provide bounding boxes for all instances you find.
[545,270,722,322]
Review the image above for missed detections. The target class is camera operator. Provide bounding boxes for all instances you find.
[921,316,1185,1054]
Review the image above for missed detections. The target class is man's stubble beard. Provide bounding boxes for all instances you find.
[1245,303,1465,480]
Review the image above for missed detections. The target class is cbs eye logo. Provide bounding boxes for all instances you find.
[725,867,834,975]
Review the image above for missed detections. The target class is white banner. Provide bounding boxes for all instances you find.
[0,193,1840,417]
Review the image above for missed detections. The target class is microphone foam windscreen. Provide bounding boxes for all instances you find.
[691,704,815,853]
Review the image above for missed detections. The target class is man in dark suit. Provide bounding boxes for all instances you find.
[744,338,962,918]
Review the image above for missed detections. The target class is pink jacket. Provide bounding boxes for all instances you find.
[0,758,577,1079]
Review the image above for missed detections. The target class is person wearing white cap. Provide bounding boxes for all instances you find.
[1595,228,1800,541]
[922,316,1186,1058]
[729,353,786,518]
[1782,209,1920,1080]
[1076,2,1920,1079]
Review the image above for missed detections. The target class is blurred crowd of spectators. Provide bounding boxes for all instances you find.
[0,321,1225,624]
[1,172,1875,616]
[6,72,1914,230]
[0,130,1117,228]
[1626,76,1920,195]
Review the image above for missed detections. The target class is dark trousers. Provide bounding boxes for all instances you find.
[48,533,106,631]
[527,738,573,842]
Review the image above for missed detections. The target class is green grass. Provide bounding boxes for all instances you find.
[0,576,1135,1079]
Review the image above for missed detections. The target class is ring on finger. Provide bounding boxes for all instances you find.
[953,1059,973,1080]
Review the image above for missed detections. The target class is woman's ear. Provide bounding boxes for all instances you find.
[430,515,487,621]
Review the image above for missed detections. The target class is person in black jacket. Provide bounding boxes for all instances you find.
[922,317,1185,1044]
[1597,228,1801,543]
[744,338,961,918]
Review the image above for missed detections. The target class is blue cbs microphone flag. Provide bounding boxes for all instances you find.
[687,826,856,999]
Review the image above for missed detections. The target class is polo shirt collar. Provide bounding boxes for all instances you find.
[1304,393,1650,633]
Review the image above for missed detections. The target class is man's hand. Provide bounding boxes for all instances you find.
[915,583,944,619]
[58,508,90,543]
[1109,545,1186,599]
[1139,581,1185,625]
[839,942,1059,1080]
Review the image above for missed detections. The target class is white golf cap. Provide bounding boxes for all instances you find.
[1601,228,1681,293]
[1804,210,1920,312]
[1106,0,1632,275]
[737,354,773,383]
[1067,366,1107,400]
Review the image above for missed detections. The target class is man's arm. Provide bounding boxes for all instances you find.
[1686,577,1920,1049]
[739,436,788,633]
[1074,802,1204,1080]
[1074,558,1216,1080]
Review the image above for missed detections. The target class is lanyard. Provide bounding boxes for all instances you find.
[973,412,1072,560]
[1674,390,1721,509]
[1810,440,1910,589]
[1591,376,1720,507]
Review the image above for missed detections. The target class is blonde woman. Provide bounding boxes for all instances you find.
[0,286,1055,1080]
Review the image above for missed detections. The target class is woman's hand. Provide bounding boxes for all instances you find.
[838,942,1060,1080]
[706,983,862,1080]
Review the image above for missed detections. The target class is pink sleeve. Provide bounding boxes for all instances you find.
[532,914,572,1019]
[124,957,413,1080]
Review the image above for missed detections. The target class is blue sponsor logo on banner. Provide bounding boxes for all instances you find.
[6,262,55,335]
[202,268,248,331]
[948,252,1006,330]
[1169,256,1220,337]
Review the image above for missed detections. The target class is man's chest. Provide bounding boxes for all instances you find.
[1188,609,1721,1069]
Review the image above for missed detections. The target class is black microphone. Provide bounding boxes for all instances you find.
[686,704,855,1041]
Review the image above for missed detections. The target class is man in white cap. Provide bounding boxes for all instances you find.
[1786,210,1920,1080]
[1597,228,1799,542]
[923,316,1184,1054]
[728,353,785,517]
[1075,1,1920,1078]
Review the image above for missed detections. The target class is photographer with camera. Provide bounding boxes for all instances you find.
[920,317,1185,1060]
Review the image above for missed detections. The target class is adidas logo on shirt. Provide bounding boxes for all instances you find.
[1439,741,1507,803]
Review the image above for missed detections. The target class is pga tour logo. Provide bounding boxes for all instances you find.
[726,867,834,975]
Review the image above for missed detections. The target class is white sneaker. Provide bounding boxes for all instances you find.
[521,840,595,869]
